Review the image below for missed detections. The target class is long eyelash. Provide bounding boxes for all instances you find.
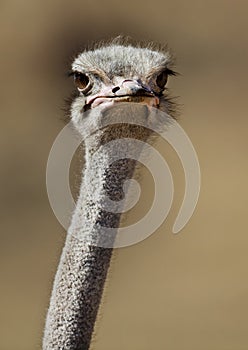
[166,68,178,76]
[67,70,75,77]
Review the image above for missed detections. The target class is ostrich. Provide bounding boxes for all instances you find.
[43,39,176,350]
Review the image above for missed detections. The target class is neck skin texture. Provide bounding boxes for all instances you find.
[43,104,155,350]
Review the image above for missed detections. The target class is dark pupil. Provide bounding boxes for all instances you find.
[75,73,89,89]
[156,72,167,89]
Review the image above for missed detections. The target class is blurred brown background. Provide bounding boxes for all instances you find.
[1,0,248,349]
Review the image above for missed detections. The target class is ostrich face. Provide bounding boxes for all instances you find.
[71,45,175,108]
[70,44,176,134]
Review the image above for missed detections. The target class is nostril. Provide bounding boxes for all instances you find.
[112,86,120,93]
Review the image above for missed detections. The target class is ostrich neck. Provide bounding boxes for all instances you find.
[43,110,152,350]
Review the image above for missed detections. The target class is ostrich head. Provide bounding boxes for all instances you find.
[70,42,176,138]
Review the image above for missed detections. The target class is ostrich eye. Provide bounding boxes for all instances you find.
[74,72,91,93]
[156,71,168,89]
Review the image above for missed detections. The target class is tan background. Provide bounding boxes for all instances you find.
[1,1,248,349]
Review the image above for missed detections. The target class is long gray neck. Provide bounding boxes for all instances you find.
[43,117,151,349]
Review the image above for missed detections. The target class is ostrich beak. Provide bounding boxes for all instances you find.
[84,79,160,111]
